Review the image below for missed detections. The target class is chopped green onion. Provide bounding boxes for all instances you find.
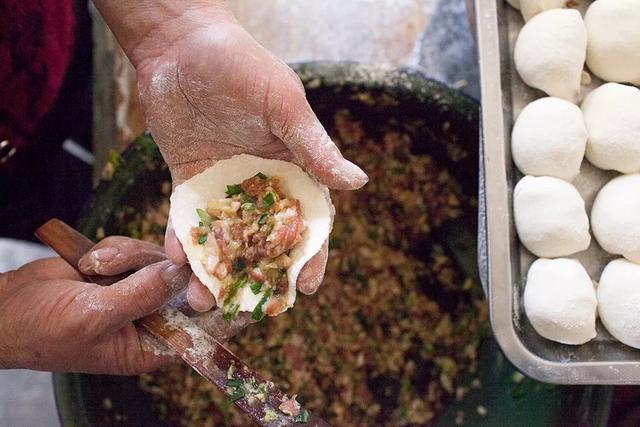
[263,192,275,207]
[258,213,268,225]
[251,290,271,321]
[107,149,121,168]
[226,378,243,388]
[250,281,263,294]
[254,383,268,403]
[232,258,247,272]
[241,193,254,204]
[227,364,235,379]
[197,235,207,245]
[226,377,246,402]
[256,172,268,180]
[263,410,278,422]
[294,409,310,423]
[241,202,255,211]
[229,388,245,403]
[224,275,248,307]
[222,303,240,321]
[196,208,212,225]
[225,184,242,197]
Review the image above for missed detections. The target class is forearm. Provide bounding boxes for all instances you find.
[92,0,231,68]
[0,271,16,369]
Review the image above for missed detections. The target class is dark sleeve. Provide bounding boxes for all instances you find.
[0,0,76,151]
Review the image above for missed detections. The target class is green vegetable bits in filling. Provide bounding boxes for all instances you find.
[190,173,305,321]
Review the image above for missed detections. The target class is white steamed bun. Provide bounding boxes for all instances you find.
[597,259,640,349]
[514,9,587,103]
[524,258,597,345]
[591,174,640,263]
[585,0,640,85]
[514,175,590,258]
[512,97,587,180]
[581,83,640,174]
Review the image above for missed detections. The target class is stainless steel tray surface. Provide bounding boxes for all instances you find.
[475,0,640,384]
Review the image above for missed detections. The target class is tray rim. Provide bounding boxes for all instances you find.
[475,0,640,385]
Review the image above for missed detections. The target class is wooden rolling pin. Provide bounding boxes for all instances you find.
[35,219,328,427]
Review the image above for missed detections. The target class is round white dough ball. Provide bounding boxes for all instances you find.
[514,175,590,257]
[512,97,587,180]
[524,258,597,345]
[585,0,640,85]
[581,83,640,173]
[520,0,566,21]
[591,174,640,263]
[597,259,640,349]
[507,0,521,9]
[514,9,587,102]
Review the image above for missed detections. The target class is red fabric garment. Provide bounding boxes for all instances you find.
[0,0,75,150]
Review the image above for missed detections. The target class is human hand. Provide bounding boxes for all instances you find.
[0,242,190,374]
[93,1,367,309]
[77,236,255,334]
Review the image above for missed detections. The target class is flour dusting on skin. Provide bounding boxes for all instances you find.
[74,290,115,314]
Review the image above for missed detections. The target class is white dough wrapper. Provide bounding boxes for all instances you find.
[511,97,587,180]
[520,0,566,22]
[591,174,640,264]
[581,83,640,174]
[514,176,590,258]
[585,0,640,85]
[514,9,587,103]
[598,259,640,349]
[170,154,333,314]
[524,258,597,345]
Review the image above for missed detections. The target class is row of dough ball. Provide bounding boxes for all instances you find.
[509,1,640,349]
[512,83,640,178]
[518,174,640,347]
[514,174,640,263]
[512,1,640,103]
[524,257,640,348]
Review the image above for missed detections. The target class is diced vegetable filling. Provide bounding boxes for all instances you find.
[191,173,304,320]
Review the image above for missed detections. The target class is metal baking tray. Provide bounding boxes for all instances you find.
[475,0,640,384]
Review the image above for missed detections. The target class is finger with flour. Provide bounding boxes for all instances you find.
[297,240,329,295]
[91,261,191,332]
[164,218,188,267]
[269,95,369,191]
[78,236,167,276]
[186,274,216,312]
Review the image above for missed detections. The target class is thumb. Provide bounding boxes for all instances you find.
[268,83,368,190]
[97,261,191,329]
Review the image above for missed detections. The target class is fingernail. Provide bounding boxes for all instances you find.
[342,160,369,189]
[187,276,216,312]
[79,247,119,272]
[296,265,325,295]
[160,262,191,292]
[92,247,119,263]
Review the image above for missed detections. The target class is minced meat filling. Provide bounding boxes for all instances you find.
[190,173,305,320]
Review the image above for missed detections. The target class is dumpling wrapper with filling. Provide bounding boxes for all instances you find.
[170,154,333,315]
